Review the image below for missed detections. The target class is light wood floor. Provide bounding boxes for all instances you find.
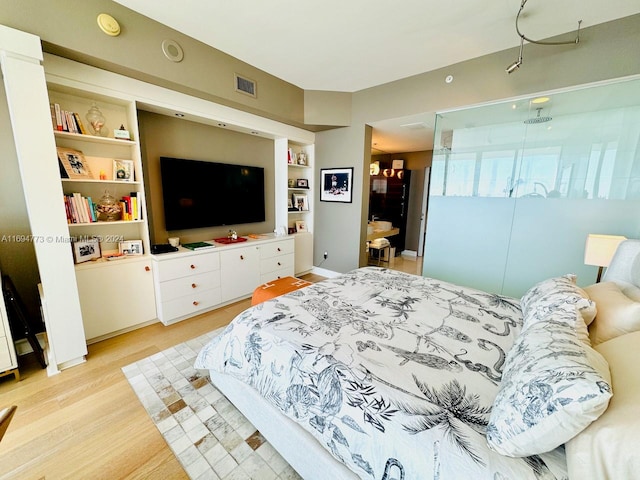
[0,273,326,480]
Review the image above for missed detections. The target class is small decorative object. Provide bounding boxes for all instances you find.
[292,193,309,211]
[85,102,106,136]
[57,147,93,179]
[96,190,122,221]
[320,167,354,203]
[287,148,296,164]
[295,221,308,232]
[296,178,309,188]
[288,179,296,188]
[113,159,134,181]
[297,152,307,165]
[119,239,143,255]
[288,227,296,234]
[168,237,180,247]
[72,237,101,263]
[287,198,293,209]
[99,170,107,180]
[114,124,131,140]
[228,229,238,241]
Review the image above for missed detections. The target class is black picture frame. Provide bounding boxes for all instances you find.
[296,178,309,188]
[320,167,353,203]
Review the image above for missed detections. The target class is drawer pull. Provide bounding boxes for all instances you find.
[190,264,196,269]
[144,266,150,272]
[193,301,199,306]
[277,262,281,266]
[240,255,244,260]
[191,283,197,288]
[277,247,281,252]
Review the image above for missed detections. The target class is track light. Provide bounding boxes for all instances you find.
[506,37,524,74]
[505,0,581,74]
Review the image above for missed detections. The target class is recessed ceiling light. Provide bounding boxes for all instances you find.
[531,96,550,104]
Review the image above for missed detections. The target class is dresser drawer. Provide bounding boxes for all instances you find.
[260,253,294,275]
[157,252,220,282]
[159,288,221,323]
[259,239,294,259]
[159,271,221,303]
[260,267,295,284]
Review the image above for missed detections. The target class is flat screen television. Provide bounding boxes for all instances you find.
[160,156,266,230]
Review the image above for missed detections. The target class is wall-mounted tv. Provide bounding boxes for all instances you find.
[160,156,265,231]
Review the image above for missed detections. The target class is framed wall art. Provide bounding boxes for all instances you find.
[292,193,309,211]
[320,167,353,203]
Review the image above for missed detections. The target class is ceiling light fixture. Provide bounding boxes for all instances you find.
[506,0,582,74]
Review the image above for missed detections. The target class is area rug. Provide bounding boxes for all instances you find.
[122,329,302,480]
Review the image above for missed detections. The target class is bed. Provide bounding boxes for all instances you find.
[195,239,640,480]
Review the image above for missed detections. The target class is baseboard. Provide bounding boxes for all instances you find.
[311,266,341,278]
[401,250,418,259]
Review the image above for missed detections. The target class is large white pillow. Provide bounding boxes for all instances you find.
[585,281,640,345]
[566,331,640,479]
[520,274,597,326]
[486,305,612,457]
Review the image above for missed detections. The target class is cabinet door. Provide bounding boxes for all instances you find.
[76,259,156,341]
[220,246,260,302]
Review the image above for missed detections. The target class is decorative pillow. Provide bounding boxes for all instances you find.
[585,281,640,345]
[520,274,597,326]
[566,331,640,479]
[486,305,612,457]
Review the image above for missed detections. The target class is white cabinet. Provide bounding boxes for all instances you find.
[259,237,295,283]
[153,250,221,325]
[220,245,261,302]
[152,236,295,324]
[76,258,156,341]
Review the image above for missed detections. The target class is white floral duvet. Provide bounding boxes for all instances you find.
[195,267,567,479]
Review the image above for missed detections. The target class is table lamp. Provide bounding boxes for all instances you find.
[584,234,627,282]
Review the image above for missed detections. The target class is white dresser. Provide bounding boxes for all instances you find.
[153,235,294,325]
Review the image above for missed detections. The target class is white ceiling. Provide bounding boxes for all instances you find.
[115,0,640,152]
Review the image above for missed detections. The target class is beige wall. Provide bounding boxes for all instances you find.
[138,111,275,245]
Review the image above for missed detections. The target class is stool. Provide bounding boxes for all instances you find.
[251,276,312,306]
[368,245,390,266]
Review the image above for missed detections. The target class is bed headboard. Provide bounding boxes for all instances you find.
[602,239,640,300]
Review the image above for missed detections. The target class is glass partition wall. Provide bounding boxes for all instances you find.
[423,77,640,297]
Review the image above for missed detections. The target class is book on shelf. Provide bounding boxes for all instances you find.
[182,241,216,251]
[50,103,89,135]
[64,193,97,224]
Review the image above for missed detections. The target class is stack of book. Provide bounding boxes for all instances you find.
[50,103,88,134]
[64,193,97,224]
[120,192,143,221]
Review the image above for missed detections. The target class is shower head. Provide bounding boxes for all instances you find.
[524,108,552,124]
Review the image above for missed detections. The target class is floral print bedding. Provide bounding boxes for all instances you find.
[195,267,567,479]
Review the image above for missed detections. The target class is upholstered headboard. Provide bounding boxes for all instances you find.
[602,239,640,301]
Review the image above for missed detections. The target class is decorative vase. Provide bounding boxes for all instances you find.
[96,190,122,221]
[85,102,106,136]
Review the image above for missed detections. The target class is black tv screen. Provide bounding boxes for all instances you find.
[160,156,266,230]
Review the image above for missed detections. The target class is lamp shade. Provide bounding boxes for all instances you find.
[584,234,627,267]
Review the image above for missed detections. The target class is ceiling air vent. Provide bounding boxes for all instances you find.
[235,74,257,98]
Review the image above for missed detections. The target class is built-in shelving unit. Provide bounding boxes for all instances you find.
[47,84,156,342]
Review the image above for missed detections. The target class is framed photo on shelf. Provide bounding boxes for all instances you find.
[295,221,308,232]
[320,167,353,203]
[296,178,309,188]
[288,227,296,234]
[113,159,134,182]
[292,193,309,211]
[57,147,93,179]
[119,239,143,256]
[72,237,101,263]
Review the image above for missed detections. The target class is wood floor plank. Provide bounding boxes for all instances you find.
[0,275,323,479]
